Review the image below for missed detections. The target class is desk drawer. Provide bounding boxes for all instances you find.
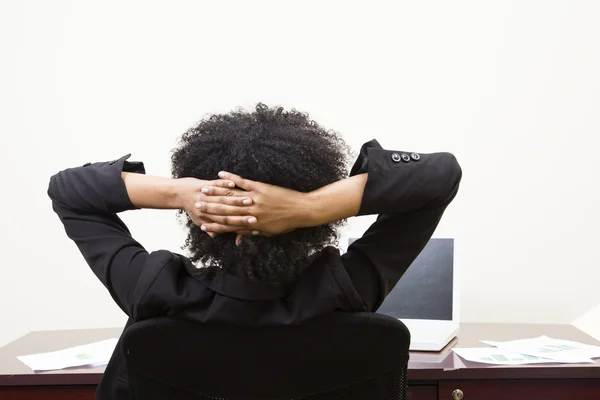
[439,379,600,400]
[408,384,437,400]
[0,385,97,400]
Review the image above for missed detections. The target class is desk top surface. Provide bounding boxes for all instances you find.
[1,323,599,386]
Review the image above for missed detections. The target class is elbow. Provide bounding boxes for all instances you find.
[428,152,462,209]
[47,170,77,215]
[47,170,68,205]
[47,173,58,201]
[444,153,462,188]
[46,173,63,215]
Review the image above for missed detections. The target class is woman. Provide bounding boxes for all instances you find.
[48,104,461,399]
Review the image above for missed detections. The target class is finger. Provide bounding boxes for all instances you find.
[217,171,255,191]
[212,196,252,206]
[200,215,257,226]
[201,222,259,233]
[201,186,244,196]
[201,187,253,205]
[195,202,254,217]
[209,179,236,188]
[233,232,261,246]
[191,215,217,232]
[237,230,260,236]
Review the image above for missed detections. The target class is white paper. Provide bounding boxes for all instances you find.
[452,347,569,365]
[481,336,600,363]
[17,338,118,371]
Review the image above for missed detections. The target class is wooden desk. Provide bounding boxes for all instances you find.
[406,324,600,400]
[1,323,599,400]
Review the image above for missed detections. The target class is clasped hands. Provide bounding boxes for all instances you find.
[179,171,308,245]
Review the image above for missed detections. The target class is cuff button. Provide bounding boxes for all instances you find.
[391,153,402,163]
[410,153,421,161]
[401,153,411,162]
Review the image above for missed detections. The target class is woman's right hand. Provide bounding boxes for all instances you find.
[196,171,313,237]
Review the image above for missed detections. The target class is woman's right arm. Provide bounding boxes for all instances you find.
[335,139,462,310]
[199,139,462,311]
[196,172,367,235]
[200,140,461,236]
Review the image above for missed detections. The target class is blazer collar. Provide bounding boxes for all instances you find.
[196,269,292,301]
[179,247,339,301]
[178,255,291,301]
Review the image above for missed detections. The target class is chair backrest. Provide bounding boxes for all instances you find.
[122,312,411,400]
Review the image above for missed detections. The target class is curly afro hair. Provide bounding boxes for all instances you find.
[171,103,351,285]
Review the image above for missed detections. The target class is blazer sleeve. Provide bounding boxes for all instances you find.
[47,154,153,317]
[341,139,462,311]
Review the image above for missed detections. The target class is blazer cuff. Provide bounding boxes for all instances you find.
[350,139,383,176]
[109,154,146,212]
[80,154,146,213]
[352,140,402,216]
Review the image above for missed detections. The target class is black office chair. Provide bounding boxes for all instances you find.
[122,312,411,400]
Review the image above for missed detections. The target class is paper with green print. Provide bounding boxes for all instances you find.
[452,347,567,365]
[17,338,118,371]
[481,335,600,363]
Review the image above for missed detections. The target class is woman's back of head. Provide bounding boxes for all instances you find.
[171,104,350,284]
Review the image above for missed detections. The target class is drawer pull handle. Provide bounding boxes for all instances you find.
[452,388,464,400]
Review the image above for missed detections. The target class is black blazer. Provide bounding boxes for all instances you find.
[48,139,461,400]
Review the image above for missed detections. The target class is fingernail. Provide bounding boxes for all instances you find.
[202,187,210,193]
[218,171,226,178]
[228,181,235,187]
[195,202,202,209]
[201,225,207,231]
[252,231,259,235]
[248,217,257,224]
[243,199,252,205]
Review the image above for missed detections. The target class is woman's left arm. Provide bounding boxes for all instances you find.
[47,154,251,316]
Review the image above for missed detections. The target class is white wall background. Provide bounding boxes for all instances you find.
[1,0,599,347]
